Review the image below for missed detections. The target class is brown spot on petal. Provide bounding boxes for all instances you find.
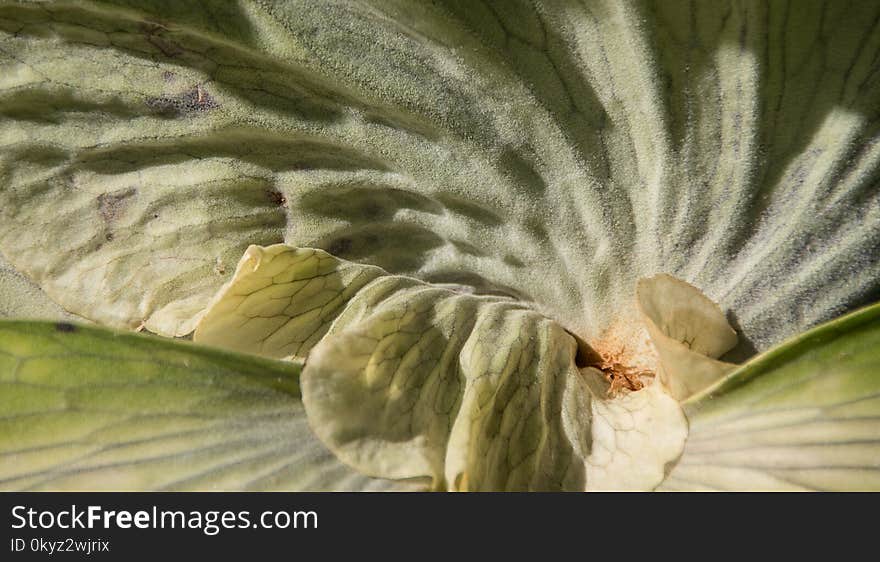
[146,84,218,116]
[97,187,136,223]
[266,190,286,206]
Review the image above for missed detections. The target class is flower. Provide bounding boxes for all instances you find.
[0,0,878,491]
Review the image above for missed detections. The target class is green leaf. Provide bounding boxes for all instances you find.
[1,1,878,351]
[0,320,417,490]
[660,303,880,491]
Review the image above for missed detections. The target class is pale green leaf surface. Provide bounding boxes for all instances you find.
[0,320,417,491]
[0,253,75,321]
[1,0,878,352]
[660,302,880,491]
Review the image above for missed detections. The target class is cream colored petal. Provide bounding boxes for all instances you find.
[220,245,692,490]
[585,379,687,491]
[193,244,385,359]
[637,274,738,400]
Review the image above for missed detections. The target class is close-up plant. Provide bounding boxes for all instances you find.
[0,0,878,491]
